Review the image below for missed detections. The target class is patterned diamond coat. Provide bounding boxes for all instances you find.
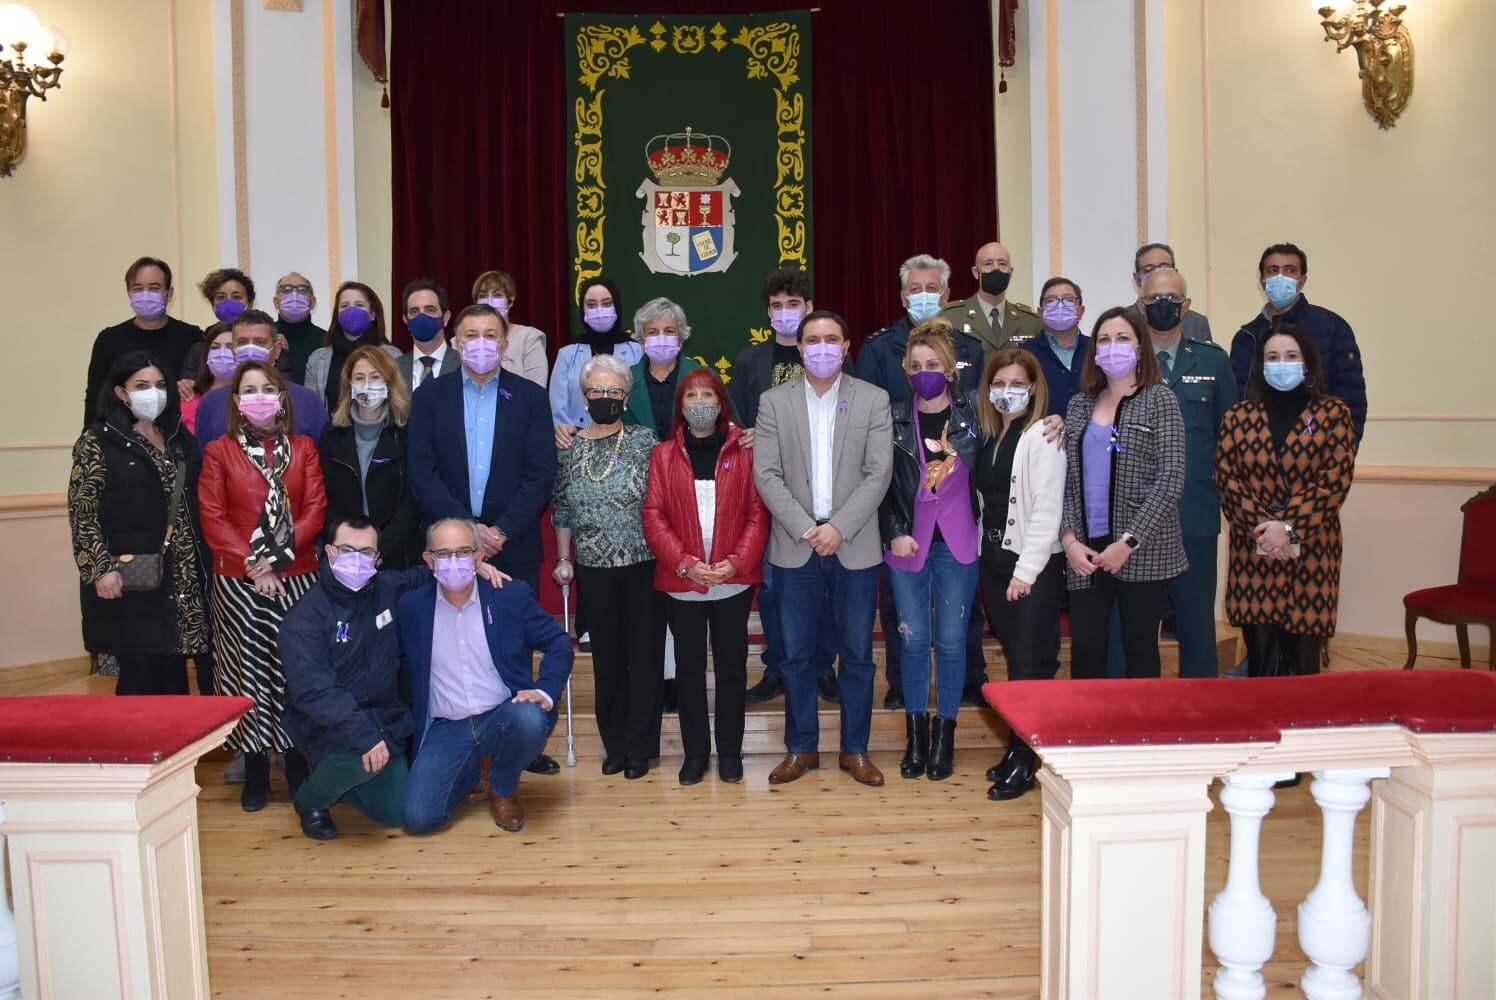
[1215,396,1359,635]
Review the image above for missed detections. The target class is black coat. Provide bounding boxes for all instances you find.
[878,393,982,543]
[77,411,205,655]
[278,560,427,766]
[319,421,422,570]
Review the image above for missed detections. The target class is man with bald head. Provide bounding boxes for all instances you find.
[1131,243,1213,344]
[1140,266,1235,678]
[273,272,327,384]
[939,241,1040,361]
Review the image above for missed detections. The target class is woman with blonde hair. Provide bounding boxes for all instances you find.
[975,346,1068,800]
[318,346,421,569]
[472,269,549,387]
[878,319,982,782]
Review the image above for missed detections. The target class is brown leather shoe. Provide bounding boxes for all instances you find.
[468,755,495,801]
[487,790,525,832]
[838,753,885,787]
[767,752,821,784]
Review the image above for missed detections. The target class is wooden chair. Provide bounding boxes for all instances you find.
[1403,484,1496,670]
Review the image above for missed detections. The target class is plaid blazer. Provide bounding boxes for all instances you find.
[1061,384,1188,587]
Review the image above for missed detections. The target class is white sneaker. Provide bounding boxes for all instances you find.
[579,632,592,652]
[223,751,245,784]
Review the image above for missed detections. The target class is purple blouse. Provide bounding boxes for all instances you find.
[1082,419,1112,540]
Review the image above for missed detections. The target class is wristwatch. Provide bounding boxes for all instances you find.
[1121,532,1140,550]
[1282,522,1299,546]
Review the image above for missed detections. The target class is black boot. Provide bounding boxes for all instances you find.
[241,752,270,813]
[987,742,1037,800]
[927,717,956,781]
[899,713,930,779]
[986,748,1019,782]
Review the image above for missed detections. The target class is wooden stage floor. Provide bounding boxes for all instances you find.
[2,640,1465,997]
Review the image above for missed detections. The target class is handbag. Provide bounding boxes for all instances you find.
[117,458,186,593]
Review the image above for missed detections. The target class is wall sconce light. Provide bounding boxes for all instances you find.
[0,3,67,177]
[1314,0,1413,129]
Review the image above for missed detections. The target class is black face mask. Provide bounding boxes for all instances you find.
[980,268,1012,297]
[587,397,625,426]
[1144,299,1183,332]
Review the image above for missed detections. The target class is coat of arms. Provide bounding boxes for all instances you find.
[635,127,740,277]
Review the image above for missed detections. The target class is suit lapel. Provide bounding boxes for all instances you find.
[788,376,813,480]
[756,340,775,394]
[960,295,995,351]
[833,376,853,467]
[441,348,461,376]
[484,370,507,508]
[447,374,473,508]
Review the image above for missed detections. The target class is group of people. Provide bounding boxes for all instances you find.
[68,237,1365,839]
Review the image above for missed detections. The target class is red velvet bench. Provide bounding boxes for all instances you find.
[983,672,1496,1000]
[0,695,249,1000]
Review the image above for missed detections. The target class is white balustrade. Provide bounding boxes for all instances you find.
[0,804,18,1000]
[1207,772,1295,1000]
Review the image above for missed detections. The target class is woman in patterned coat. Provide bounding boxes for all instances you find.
[1059,307,1187,679]
[1216,323,1358,676]
[550,353,663,780]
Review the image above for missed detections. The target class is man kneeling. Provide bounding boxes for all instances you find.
[400,517,573,834]
[279,515,506,841]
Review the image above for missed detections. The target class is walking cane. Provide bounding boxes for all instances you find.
[563,582,576,767]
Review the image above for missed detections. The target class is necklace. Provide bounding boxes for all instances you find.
[581,426,625,482]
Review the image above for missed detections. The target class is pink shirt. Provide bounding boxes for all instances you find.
[427,587,510,722]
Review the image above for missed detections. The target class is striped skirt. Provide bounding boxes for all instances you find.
[210,571,318,752]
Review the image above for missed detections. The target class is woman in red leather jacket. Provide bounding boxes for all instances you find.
[199,360,327,812]
[642,368,768,787]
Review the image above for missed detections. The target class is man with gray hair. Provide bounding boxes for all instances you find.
[855,254,989,710]
[939,241,1041,359]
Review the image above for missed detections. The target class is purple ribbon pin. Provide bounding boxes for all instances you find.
[838,400,849,413]
[486,605,493,625]
[370,457,391,465]
[499,388,512,400]
[722,460,732,471]
[1107,424,1126,453]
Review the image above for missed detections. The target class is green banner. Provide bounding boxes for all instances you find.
[566,11,813,384]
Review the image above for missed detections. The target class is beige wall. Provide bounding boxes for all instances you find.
[992,0,1034,300]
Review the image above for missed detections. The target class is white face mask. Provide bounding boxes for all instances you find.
[989,386,1032,415]
[126,387,167,422]
[354,382,389,407]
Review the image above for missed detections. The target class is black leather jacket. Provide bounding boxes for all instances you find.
[878,392,983,545]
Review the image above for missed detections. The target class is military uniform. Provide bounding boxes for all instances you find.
[854,314,985,406]
[1155,335,1238,677]
[939,294,1041,363]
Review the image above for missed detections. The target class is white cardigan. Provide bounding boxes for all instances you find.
[985,420,1068,585]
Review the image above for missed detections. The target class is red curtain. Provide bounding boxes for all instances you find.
[389,0,998,355]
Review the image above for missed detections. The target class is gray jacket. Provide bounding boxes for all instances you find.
[1061,384,1188,586]
[304,344,404,404]
[752,374,893,571]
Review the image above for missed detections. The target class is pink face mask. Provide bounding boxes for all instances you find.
[330,550,378,591]
[801,342,844,380]
[1095,341,1138,379]
[236,393,281,427]
[463,338,501,375]
[434,556,476,591]
[643,334,680,365]
[478,295,510,318]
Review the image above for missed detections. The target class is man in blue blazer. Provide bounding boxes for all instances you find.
[407,304,557,591]
[399,517,573,834]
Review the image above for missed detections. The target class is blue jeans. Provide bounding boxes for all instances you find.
[759,555,837,681]
[403,700,551,834]
[773,555,878,754]
[888,542,980,720]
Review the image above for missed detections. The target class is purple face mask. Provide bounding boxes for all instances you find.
[909,370,949,400]
[770,308,803,338]
[278,292,311,323]
[1040,299,1080,332]
[206,346,238,379]
[214,299,247,324]
[1095,341,1138,379]
[330,550,378,591]
[434,555,476,592]
[802,342,844,380]
[234,343,271,364]
[463,338,501,375]
[478,295,510,318]
[643,334,680,365]
[129,290,167,321]
[583,305,617,333]
[338,306,373,337]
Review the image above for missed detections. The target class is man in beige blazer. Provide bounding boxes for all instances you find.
[753,310,893,787]
[939,240,1041,361]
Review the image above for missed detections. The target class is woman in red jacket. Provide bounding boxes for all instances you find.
[642,368,768,787]
[199,360,327,812]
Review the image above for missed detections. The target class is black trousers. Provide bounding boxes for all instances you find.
[879,563,988,689]
[575,560,663,766]
[1242,624,1325,677]
[491,558,540,594]
[114,654,189,695]
[980,547,1065,683]
[1069,538,1168,679]
[664,588,753,761]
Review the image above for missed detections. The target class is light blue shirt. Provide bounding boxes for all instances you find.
[1044,329,1080,369]
[428,586,511,722]
[462,370,500,517]
[1154,334,1182,377]
[548,341,644,429]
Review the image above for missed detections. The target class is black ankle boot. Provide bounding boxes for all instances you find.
[926,717,956,781]
[986,748,1019,782]
[241,752,270,812]
[987,744,1037,801]
[899,713,930,779]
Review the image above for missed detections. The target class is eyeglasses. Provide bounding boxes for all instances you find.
[1141,293,1185,305]
[1040,295,1080,307]
[277,283,313,296]
[332,544,378,559]
[1135,262,1174,277]
[583,387,626,400]
[429,547,478,560]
